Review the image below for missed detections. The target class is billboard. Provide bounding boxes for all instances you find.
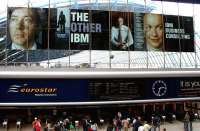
[7,7,70,50]
[69,10,194,52]
[0,7,194,63]
[4,7,194,52]
[0,78,199,103]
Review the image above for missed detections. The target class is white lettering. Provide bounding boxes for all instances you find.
[71,12,89,22]
[71,33,89,43]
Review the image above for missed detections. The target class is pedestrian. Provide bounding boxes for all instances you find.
[107,120,113,131]
[113,118,118,131]
[44,119,49,131]
[83,119,89,131]
[132,117,137,131]
[116,118,122,131]
[152,116,161,131]
[143,121,151,131]
[138,125,144,131]
[189,111,194,131]
[69,122,75,131]
[184,112,190,131]
[134,116,142,131]
[91,121,98,131]
[122,118,129,131]
[32,117,41,131]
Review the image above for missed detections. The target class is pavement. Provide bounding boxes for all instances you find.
[0,120,200,131]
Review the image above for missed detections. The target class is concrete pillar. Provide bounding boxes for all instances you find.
[173,103,176,112]
[143,104,146,113]
[153,104,156,112]
[197,102,200,115]
[27,109,32,123]
[163,103,166,111]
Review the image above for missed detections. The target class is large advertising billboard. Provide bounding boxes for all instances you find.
[69,9,194,52]
[4,7,194,52]
[0,78,199,103]
[0,7,194,63]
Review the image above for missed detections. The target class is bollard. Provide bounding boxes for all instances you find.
[99,119,104,129]
[2,119,8,131]
[194,113,198,120]
[75,120,79,131]
[59,120,65,131]
[16,120,21,131]
[162,115,166,126]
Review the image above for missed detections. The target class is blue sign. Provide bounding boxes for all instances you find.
[0,78,199,103]
[0,79,89,102]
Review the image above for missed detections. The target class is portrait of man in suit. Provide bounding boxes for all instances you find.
[111,16,133,50]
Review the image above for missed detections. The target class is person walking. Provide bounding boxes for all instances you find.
[122,118,129,131]
[184,112,190,131]
[32,117,41,131]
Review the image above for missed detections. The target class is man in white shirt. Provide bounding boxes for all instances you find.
[111,16,133,50]
[138,125,144,131]
[8,7,41,50]
[143,121,151,131]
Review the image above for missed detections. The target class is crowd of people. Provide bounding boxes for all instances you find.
[0,109,197,131]
[31,111,174,131]
[106,112,159,131]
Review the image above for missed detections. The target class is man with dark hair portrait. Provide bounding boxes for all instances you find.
[144,13,163,51]
[111,16,133,50]
[8,7,42,50]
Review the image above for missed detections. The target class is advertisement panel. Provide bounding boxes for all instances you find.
[91,10,109,50]
[7,7,70,50]
[70,9,90,50]
[0,8,194,63]
[0,78,199,103]
[0,79,89,102]
[164,15,194,52]
[110,11,134,51]
[143,13,164,51]
[5,8,194,52]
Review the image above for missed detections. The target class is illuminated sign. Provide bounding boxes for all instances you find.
[0,78,199,103]
[0,79,89,102]
[8,84,58,97]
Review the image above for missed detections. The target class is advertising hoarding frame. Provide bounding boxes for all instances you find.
[0,68,198,106]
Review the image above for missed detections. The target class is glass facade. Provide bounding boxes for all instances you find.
[0,0,199,69]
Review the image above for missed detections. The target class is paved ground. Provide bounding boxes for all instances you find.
[0,120,200,131]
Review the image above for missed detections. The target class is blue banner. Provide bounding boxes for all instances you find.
[0,79,89,102]
[0,78,199,103]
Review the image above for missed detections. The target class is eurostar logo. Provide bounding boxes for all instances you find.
[7,84,58,96]
[8,84,28,93]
